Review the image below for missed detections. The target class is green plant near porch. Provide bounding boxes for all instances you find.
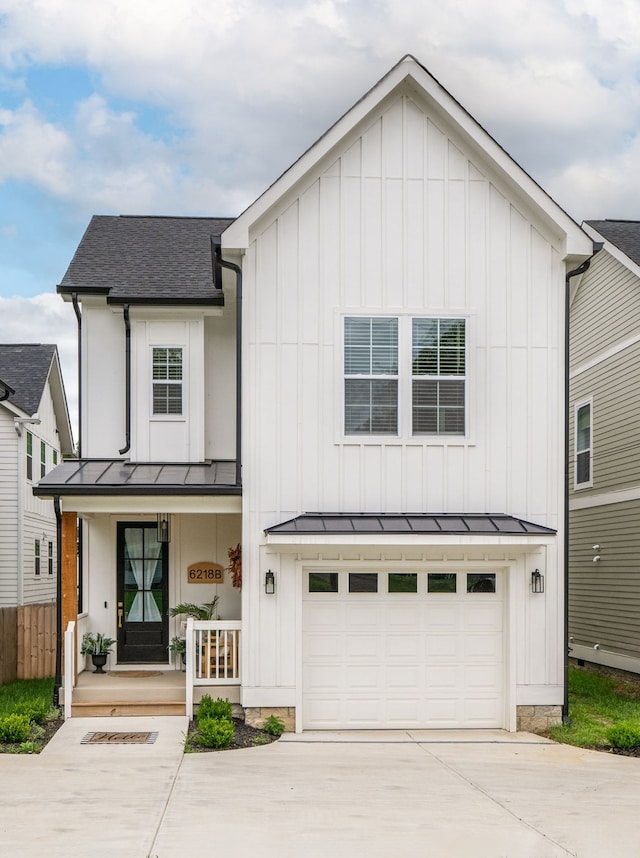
[80,632,116,655]
[169,596,220,621]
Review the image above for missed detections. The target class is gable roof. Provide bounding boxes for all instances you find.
[583,220,640,268]
[223,54,592,262]
[0,344,74,454]
[58,215,235,306]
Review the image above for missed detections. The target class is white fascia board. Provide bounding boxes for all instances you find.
[61,495,242,515]
[265,533,556,550]
[223,55,591,260]
[582,223,640,279]
[47,351,74,455]
[1,399,28,420]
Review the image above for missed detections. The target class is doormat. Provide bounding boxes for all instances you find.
[81,731,158,744]
[108,671,163,678]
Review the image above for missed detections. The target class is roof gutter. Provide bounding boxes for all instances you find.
[563,243,602,724]
[0,381,14,402]
[71,293,82,457]
[118,305,131,456]
[212,237,242,487]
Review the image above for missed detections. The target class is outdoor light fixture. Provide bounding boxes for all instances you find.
[265,570,275,595]
[157,513,171,543]
[531,569,544,594]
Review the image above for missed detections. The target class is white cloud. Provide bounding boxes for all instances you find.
[0,292,77,433]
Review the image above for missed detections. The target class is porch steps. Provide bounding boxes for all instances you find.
[71,668,187,718]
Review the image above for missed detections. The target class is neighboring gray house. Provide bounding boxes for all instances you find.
[0,345,74,607]
[569,220,640,675]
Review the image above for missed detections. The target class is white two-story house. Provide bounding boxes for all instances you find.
[37,55,593,731]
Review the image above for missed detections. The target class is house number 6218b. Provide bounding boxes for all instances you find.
[187,562,224,584]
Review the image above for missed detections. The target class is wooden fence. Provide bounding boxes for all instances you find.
[0,603,56,683]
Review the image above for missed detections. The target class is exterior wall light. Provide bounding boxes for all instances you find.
[265,570,275,595]
[157,513,171,543]
[531,569,544,594]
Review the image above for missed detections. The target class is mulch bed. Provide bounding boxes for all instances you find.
[0,715,64,754]
[185,717,279,752]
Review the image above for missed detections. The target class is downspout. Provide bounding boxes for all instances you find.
[119,305,131,455]
[212,238,242,486]
[563,243,602,724]
[71,293,82,457]
[53,496,62,710]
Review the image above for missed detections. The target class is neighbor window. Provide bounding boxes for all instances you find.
[26,432,33,480]
[34,540,40,577]
[344,316,466,436]
[48,541,54,576]
[575,400,592,487]
[53,450,58,466]
[152,347,183,415]
[40,440,46,477]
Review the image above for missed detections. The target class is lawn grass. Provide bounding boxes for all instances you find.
[0,677,55,717]
[548,667,640,749]
[0,678,61,753]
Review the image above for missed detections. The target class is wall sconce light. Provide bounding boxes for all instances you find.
[265,570,275,595]
[531,569,544,594]
[157,513,171,543]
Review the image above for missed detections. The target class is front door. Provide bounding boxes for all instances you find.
[117,522,169,662]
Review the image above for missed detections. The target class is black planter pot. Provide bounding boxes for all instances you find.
[91,653,109,674]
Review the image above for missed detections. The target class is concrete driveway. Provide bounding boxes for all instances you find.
[1,719,639,857]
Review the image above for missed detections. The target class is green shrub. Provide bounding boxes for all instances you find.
[197,695,232,723]
[13,701,49,724]
[262,715,285,737]
[193,716,235,749]
[0,714,32,743]
[606,721,640,750]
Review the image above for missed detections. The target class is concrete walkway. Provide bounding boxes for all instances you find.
[1,719,639,856]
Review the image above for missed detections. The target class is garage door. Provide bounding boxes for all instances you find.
[302,570,504,729]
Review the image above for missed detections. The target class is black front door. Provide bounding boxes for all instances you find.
[117,523,168,662]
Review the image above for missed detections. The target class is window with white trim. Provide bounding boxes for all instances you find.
[34,539,40,577]
[40,440,46,477]
[152,347,183,415]
[26,432,33,481]
[575,400,592,487]
[48,541,54,576]
[344,316,466,437]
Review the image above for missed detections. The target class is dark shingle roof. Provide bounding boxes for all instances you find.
[34,459,241,497]
[585,220,640,267]
[59,215,235,305]
[265,513,556,536]
[0,344,56,415]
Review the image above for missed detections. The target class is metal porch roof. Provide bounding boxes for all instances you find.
[264,513,556,536]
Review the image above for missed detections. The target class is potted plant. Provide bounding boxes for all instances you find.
[80,632,116,674]
[169,597,220,621]
[168,636,187,670]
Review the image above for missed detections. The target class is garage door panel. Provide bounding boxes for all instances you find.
[303,570,504,729]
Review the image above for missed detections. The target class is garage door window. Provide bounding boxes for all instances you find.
[308,572,339,593]
[388,573,417,593]
[467,573,496,593]
[349,573,378,593]
[428,573,456,593]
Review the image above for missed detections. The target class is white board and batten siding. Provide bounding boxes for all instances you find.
[237,85,572,728]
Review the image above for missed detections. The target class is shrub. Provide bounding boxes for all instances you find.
[262,715,285,737]
[0,714,32,744]
[194,716,235,749]
[13,701,49,724]
[606,722,640,750]
[197,695,232,723]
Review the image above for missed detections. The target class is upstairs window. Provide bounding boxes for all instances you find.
[344,317,398,434]
[412,318,466,435]
[53,450,58,466]
[152,347,183,415]
[26,432,33,480]
[575,400,592,487]
[40,441,46,477]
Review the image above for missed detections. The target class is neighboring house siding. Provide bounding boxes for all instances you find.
[0,408,19,606]
[569,501,640,661]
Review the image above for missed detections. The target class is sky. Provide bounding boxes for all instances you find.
[2,0,640,436]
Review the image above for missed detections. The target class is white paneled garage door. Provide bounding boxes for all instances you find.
[302,570,504,729]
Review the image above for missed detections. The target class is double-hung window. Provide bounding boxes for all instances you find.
[575,400,592,487]
[34,540,40,577]
[152,347,183,416]
[26,432,33,481]
[40,441,46,477]
[344,316,466,437]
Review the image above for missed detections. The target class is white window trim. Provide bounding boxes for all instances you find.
[338,311,471,444]
[150,345,186,421]
[574,397,593,490]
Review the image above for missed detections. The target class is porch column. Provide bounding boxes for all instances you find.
[61,512,78,677]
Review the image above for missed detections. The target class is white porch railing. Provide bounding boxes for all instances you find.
[63,621,76,720]
[185,619,241,719]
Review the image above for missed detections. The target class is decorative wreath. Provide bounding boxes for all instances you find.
[227,543,242,589]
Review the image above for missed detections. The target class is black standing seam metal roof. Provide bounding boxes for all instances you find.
[0,344,56,415]
[33,459,241,497]
[58,216,235,305]
[585,220,640,268]
[264,513,556,536]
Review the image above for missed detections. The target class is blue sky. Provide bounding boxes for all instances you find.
[2,0,640,432]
